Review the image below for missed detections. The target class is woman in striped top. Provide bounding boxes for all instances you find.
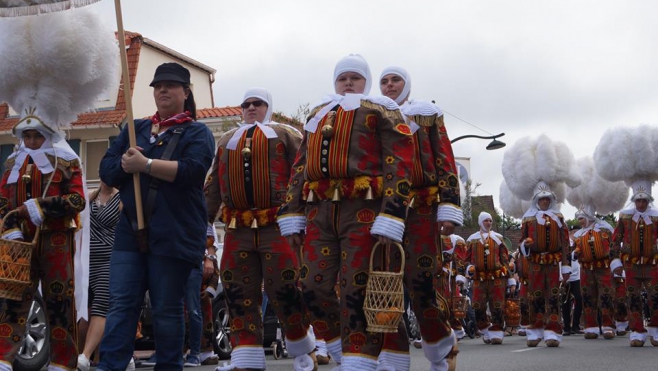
[78,181,123,371]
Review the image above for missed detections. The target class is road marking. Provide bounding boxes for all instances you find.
[511,347,542,352]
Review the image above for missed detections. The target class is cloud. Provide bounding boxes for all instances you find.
[90,0,658,218]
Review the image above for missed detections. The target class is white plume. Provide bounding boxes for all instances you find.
[0,6,118,131]
[566,156,629,215]
[0,1,101,17]
[499,180,525,219]
[593,125,658,185]
[502,134,581,200]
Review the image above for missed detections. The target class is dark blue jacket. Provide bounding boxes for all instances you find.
[100,119,215,265]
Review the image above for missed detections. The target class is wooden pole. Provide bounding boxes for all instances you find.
[114,0,144,229]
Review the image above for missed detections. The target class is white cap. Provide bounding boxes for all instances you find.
[478,212,493,231]
[630,179,653,202]
[333,54,372,95]
[242,87,273,123]
[533,181,556,201]
[379,66,411,104]
[575,204,596,222]
[12,108,64,143]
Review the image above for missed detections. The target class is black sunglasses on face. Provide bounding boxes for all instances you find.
[241,100,267,109]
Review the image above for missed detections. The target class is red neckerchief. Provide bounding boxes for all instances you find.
[151,111,193,128]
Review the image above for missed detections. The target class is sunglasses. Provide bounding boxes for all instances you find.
[240,100,267,109]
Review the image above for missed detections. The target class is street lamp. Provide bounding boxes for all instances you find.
[450,133,506,150]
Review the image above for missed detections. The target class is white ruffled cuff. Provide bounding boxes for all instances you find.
[371,215,405,242]
[455,274,467,285]
[206,223,215,237]
[507,278,516,287]
[520,241,530,257]
[204,286,217,298]
[1,229,24,241]
[610,258,622,273]
[560,265,572,275]
[437,204,463,226]
[24,199,44,226]
[277,215,306,236]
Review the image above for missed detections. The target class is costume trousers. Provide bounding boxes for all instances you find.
[220,224,312,368]
[580,268,614,331]
[0,230,78,370]
[471,277,506,332]
[199,291,214,353]
[302,199,399,363]
[519,282,530,327]
[527,263,562,334]
[624,264,658,333]
[439,276,464,332]
[404,206,452,343]
[614,276,629,324]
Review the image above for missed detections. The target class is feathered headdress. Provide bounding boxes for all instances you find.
[593,125,658,203]
[0,5,118,140]
[501,134,581,205]
[499,180,531,219]
[566,156,628,218]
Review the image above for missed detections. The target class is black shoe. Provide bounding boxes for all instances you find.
[573,329,584,335]
[563,332,571,336]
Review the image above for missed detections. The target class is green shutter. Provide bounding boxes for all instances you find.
[67,139,81,155]
[0,144,14,174]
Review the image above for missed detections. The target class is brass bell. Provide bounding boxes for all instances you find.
[408,197,415,209]
[306,190,315,203]
[332,187,341,202]
[321,125,335,138]
[241,147,252,159]
[22,164,33,183]
[251,218,258,229]
[228,217,237,229]
[365,186,373,200]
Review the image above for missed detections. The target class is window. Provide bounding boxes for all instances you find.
[86,140,109,181]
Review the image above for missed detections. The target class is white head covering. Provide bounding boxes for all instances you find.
[522,181,563,227]
[630,179,653,202]
[575,204,596,223]
[379,66,411,105]
[333,54,372,95]
[227,87,278,150]
[242,87,273,124]
[478,212,494,232]
[469,211,502,245]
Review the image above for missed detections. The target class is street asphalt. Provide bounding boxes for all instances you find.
[127,331,655,371]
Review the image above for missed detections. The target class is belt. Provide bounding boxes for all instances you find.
[221,206,279,229]
[580,258,611,270]
[303,176,383,202]
[620,253,658,266]
[529,252,562,265]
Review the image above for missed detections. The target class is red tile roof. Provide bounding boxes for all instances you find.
[114,31,143,111]
[0,109,126,134]
[197,106,242,119]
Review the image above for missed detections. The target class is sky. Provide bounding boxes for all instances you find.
[88,0,658,219]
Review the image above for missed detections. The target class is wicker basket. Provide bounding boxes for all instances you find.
[504,298,521,327]
[0,210,38,301]
[451,295,468,319]
[364,242,405,333]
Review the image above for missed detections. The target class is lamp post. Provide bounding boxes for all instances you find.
[450,133,506,150]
